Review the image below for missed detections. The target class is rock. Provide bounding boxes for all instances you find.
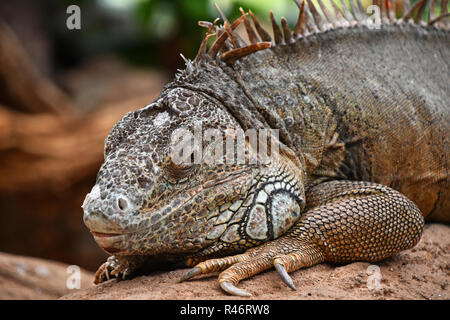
[59,224,450,299]
[0,252,94,299]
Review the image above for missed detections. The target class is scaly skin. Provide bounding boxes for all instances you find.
[181,181,424,295]
[83,0,449,296]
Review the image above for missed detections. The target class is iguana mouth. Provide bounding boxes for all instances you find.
[91,232,128,254]
[91,231,124,238]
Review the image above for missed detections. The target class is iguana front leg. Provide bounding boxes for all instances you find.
[94,255,148,284]
[181,181,425,296]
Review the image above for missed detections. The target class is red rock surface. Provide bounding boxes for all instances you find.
[0,252,93,299]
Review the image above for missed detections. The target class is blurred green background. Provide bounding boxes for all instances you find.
[2,0,444,77]
[13,0,308,75]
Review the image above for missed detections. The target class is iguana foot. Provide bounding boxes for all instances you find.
[94,255,146,284]
[181,181,424,297]
[181,238,325,297]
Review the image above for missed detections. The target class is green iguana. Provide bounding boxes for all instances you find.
[82,0,449,297]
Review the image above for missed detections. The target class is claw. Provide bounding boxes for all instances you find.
[274,263,296,290]
[122,268,129,280]
[180,267,202,282]
[220,281,252,297]
[111,265,126,279]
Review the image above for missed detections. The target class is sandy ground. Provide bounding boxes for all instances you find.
[59,223,450,300]
[1,224,448,300]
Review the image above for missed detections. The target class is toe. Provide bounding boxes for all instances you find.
[217,255,273,296]
[180,252,254,282]
[180,267,202,282]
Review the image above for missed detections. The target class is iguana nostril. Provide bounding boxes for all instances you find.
[117,197,129,212]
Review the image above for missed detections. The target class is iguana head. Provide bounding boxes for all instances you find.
[82,86,307,258]
[83,86,306,259]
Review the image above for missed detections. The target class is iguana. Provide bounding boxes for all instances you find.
[82,0,450,297]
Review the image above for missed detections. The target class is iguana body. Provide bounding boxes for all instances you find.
[82,0,449,296]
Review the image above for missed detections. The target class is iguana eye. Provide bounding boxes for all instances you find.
[165,152,195,179]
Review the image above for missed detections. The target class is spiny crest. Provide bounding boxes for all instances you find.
[184,0,449,68]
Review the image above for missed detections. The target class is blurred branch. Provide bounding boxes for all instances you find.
[0,17,166,193]
[0,18,74,115]
[0,98,147,193]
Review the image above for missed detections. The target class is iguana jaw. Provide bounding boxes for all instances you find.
[84,167,256,256]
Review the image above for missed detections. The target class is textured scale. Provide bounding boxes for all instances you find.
[82,0,450,296]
